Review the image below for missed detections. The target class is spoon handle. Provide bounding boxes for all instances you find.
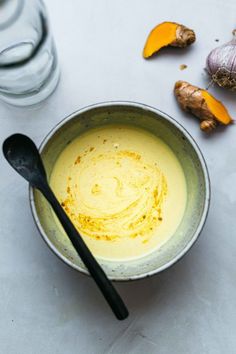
[39,182,129,320]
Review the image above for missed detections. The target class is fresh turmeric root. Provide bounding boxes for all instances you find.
[174,81,233,132]
[143,22,195,58]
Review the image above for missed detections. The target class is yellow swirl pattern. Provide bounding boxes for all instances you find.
[61,149,167,244]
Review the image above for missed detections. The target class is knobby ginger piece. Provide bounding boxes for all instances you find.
[143,22,195,58]
[174,81,233,132]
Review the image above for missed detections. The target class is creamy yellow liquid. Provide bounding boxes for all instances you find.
[50,125,187,261]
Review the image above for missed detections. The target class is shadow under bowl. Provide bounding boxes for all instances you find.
[29,101,210,281]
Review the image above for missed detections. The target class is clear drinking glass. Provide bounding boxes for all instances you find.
[0,0,60,106]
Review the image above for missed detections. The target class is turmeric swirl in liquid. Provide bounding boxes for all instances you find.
[50,125,187,261]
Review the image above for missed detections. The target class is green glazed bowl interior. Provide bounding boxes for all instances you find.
[30,102,210,281]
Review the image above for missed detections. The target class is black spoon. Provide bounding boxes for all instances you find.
[3,134,129,321]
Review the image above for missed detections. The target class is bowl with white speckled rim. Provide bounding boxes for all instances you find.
[29,101,210,281]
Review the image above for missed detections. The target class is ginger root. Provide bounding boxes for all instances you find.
[174,81,233,132]
[143,22,195,58]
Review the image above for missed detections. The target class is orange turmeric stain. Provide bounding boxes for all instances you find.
[74,156,81,165]
[118,150,141,160]
[60,151,168,243]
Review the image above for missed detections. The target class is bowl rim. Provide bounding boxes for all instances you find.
[29,101,211,281]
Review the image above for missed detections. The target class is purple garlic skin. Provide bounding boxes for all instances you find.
[206,35,236,90]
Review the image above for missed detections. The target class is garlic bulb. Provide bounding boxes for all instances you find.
[206,30,236,90]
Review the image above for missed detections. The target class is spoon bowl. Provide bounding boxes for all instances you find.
[3,134,47,187]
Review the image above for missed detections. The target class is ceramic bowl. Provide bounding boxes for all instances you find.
[30,102,210,281]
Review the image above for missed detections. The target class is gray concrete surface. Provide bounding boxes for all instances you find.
[0,0,236,353]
